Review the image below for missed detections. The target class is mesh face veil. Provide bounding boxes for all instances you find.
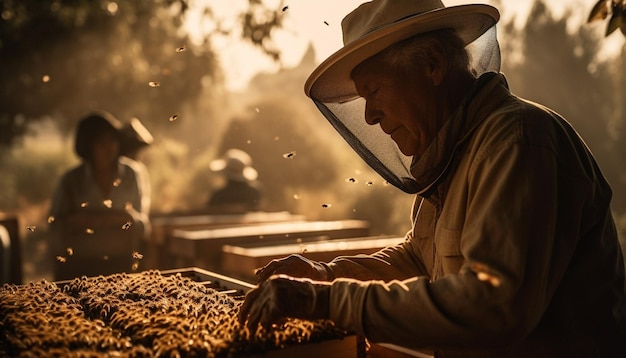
[307,24,501,194]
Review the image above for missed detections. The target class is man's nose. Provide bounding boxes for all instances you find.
[364,106,380,125]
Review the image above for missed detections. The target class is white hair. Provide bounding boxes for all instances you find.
[378,29,471,76]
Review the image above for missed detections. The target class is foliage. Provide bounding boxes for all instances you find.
[0,127,75,210]
[210,50,414,235]
[0,0,285,148]
[502,1,625,243]
[241,0,286,61]
[588,0,626,36]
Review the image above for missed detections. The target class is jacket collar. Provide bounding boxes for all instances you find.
[411,72,510,197]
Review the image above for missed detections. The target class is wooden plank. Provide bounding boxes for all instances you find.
[147,211,305,270]
[151,211,306,244]
[151,210,304,226]
[369,343,434,358]
[168,220,371,272]
[172,220,370,241]
[247,335,361,358]
[221,235,404,282]
[224,235,405,257]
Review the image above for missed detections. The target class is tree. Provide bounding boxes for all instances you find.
[502,1,625,212]
[0,0,285,148]
[211,46,414,235]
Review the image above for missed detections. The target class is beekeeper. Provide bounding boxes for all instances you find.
[238,1,626,356]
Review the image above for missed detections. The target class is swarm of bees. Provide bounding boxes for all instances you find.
[0,271,346,357]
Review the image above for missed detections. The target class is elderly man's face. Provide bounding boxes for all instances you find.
[352,55,440,157]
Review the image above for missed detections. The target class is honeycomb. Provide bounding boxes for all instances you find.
[0,270,346,357]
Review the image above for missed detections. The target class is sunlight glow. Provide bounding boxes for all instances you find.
[185,0,624,91]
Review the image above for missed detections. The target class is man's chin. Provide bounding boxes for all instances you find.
[392,140,416,157]
[390,135,417,156]
[397,145,416,157]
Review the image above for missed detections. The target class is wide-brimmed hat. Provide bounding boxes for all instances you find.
[210,149,258,182]
[305,0,500,102]
[121,117,154,155]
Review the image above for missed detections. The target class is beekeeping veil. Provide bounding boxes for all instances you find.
[304,0,500,194]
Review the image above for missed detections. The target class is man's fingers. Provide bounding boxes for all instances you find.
[246,292,271,331]
[256,255,309,282]
[246,303,262,331]
[254,267,272,283]
[241,280,277,330]
[259,304,276,330]
[238,287,261,324]
[241,274,316,331]
[255,259,283,282]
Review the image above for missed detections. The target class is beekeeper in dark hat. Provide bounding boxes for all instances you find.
[238,0,626,356]
[48,111,150,280]
[206,148,263,213]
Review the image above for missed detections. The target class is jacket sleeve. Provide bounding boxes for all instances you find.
[325,197,430,281]
[329,138,579,350]
[326,236,430,281]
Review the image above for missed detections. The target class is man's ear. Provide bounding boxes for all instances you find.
[426,42,447,86]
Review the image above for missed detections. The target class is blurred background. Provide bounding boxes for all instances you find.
[1,0,624,283]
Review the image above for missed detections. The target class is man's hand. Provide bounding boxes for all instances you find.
[238,274,331,331]
[255,254,331,283]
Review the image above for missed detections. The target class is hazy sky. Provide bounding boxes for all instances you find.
[185,0,623,91]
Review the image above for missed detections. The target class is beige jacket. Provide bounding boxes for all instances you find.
[325,73,626,357]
